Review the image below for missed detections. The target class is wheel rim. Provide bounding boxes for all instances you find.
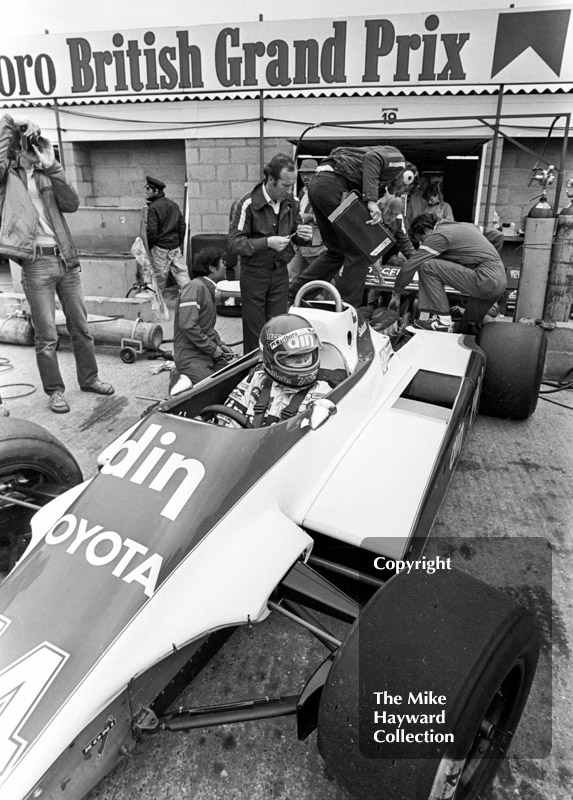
[430,660,525,799]
[0,462,68,511]
[0,461,71,570]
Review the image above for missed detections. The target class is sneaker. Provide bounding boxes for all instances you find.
[413,316,452,332]
[49,391,70,413]
[80,379,115,395]
[170,374,193,396]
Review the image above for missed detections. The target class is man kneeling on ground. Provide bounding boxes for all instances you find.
[170,247,234,396]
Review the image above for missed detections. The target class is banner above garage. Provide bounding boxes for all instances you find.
[0,6,571,105]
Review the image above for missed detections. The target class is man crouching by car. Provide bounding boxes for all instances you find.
[0,114,113,413]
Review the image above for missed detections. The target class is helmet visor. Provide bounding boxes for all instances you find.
[276,351,316,370]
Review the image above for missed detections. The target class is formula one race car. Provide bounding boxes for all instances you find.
[0,282,547,800]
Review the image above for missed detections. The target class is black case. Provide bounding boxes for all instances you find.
[329,191,396,263]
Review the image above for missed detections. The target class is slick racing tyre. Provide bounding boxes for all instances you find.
[317,568,539,800]
[0,417,83,567]
[477,322,547,420]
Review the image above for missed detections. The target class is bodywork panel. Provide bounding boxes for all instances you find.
[0,314,486,800]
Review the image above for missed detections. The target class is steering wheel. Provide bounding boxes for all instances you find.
[293,281,344,312]
[197,404,250,428]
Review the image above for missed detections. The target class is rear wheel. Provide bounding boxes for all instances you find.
[477,322,547,419]
[318,568,539,800]
[0,418,83,570]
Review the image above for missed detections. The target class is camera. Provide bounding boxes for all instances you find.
[20,126,42,152]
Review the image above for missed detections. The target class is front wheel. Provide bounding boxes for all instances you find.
[0,417,83,570]
[318,568,539,800]
[477,322,547,419]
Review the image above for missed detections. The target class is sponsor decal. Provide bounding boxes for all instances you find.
[100,423,205,521]
[491,10,570,78]
[370,237,393,256]
[379,339,393,373]
[449,422,466,471]
[267,328,318,351]
[45,514,163,598]
[470,368,484,425]
[0,11,569,103]
[83,716,116,759]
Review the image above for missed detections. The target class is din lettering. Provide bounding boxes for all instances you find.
[100,423,205,520]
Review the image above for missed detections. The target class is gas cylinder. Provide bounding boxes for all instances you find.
[528,196,554,218]
[513,215,556,321]
[55,315,163,350]
[544,211,573,321]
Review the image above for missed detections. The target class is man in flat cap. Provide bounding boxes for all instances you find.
[144,176,190,295]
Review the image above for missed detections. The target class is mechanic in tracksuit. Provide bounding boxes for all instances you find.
[170,247,234,395]
[288,146,418,309]
[390,214,507,334]
[228,153,312,354]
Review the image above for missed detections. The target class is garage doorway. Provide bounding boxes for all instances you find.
[291,136,485,223]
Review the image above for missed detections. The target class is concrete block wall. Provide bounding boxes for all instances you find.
[65,136,295,240]
[62,141,94,205]
[185,136,295,234]
[90,140,187,207]
[496,138,573,232]
[67,140,187,208]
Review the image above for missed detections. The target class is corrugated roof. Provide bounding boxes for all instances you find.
[2,84,571,108]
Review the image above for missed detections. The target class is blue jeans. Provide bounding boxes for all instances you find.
[21,256,99,395]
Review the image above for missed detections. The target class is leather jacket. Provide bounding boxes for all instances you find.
[227,182,303,269]
[146,192,185,250]
[0,113,80,266]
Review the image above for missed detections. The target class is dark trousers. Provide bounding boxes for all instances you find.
[289,172,368,308]
[240,263,289,353]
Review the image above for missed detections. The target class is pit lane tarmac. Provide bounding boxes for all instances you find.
[0,316,571,800]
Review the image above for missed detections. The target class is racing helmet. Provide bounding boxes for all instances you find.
[260,314,321,388]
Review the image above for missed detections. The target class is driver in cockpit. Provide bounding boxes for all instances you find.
[217,314,331,428]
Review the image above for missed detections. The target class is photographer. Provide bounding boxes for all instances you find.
[0,114,113,413]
